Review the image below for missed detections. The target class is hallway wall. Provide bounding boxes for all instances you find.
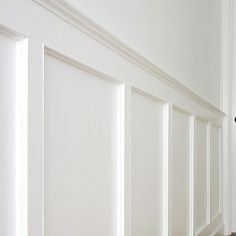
[0,32,17,236]
[0,0,225,235]
[67,0,222,108]
[227,0,236,232]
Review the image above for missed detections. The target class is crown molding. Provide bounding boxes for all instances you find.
[33,0,225,117]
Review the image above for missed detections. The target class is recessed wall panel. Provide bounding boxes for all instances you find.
[172,107,191,236]
[195,117,208,232]
[131,91,164,236]
[44,54,120,236]
[210,124,220,219]
[0,33,17,236]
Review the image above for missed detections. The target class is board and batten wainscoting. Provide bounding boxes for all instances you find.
[0,0,225,235]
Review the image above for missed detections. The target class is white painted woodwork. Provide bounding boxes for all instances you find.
[32,0,223,118]
[195,117,209,234]
[171,107,191,236]
[0,30,27,236]
[44,54,122,236]
[65,0,222,108]
[210,125,221,220]
[27,39,45,236]
[131,90,164,236]
[0,0,225,235]
[224,0,236,232]
[0,33,17,236]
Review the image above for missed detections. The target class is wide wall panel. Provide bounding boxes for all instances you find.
[210,124,221,220]
[131,90,165,236]
[0,32,17,236]
[0,4,225,235]
[195,117,209,234]
[44,53,122,236]
[172,107,191,236]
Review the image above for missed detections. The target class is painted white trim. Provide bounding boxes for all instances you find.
[222,0,233,233]
[124,83,132,236]
[131,87,166,104]
[130,86,168,236]
[0,23,25,40]
[171,105,192,236]
[44,47,122,85]
[0,24,28,236]
[44,46,126,236]
[194,117,211,236]
[210,124,223,223]
[167,103,173,236]
[33,0,225,117]
[197,213,223,236]
[42,44,45,236]
[219,127,223,215]
[207,122,211,225]
[116,84,125,236]
[209,223,224,236]
[43,45,225,236]
[211,213,223,225]
[15,37,28,236]
[195,222,209,236]
[27,39,44,236]
[163,103,170,236]
[190,115,195,236]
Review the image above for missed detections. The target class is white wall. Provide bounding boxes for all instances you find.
[67,0,222,108]
[0,0,225,235]
[230,0,236,230]
[131,91,164,236]
[0,33,17,236]
[44,54,120,236]
[0,31,27,236]
[222,0,236,233]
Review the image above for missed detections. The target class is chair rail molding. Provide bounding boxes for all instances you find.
[0,0,226,235]
[33,0,225,117]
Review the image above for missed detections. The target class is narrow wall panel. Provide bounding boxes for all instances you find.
[44,54,121,236]
[210,124,220,219]
[0,33,17,236]
[172,107,191,236]
[131,91,164,236]
[195,117,208,233]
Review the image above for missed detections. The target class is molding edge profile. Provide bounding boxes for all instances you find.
[44,46,122,85]
[33,0,225,117]
[0,23,25,40]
